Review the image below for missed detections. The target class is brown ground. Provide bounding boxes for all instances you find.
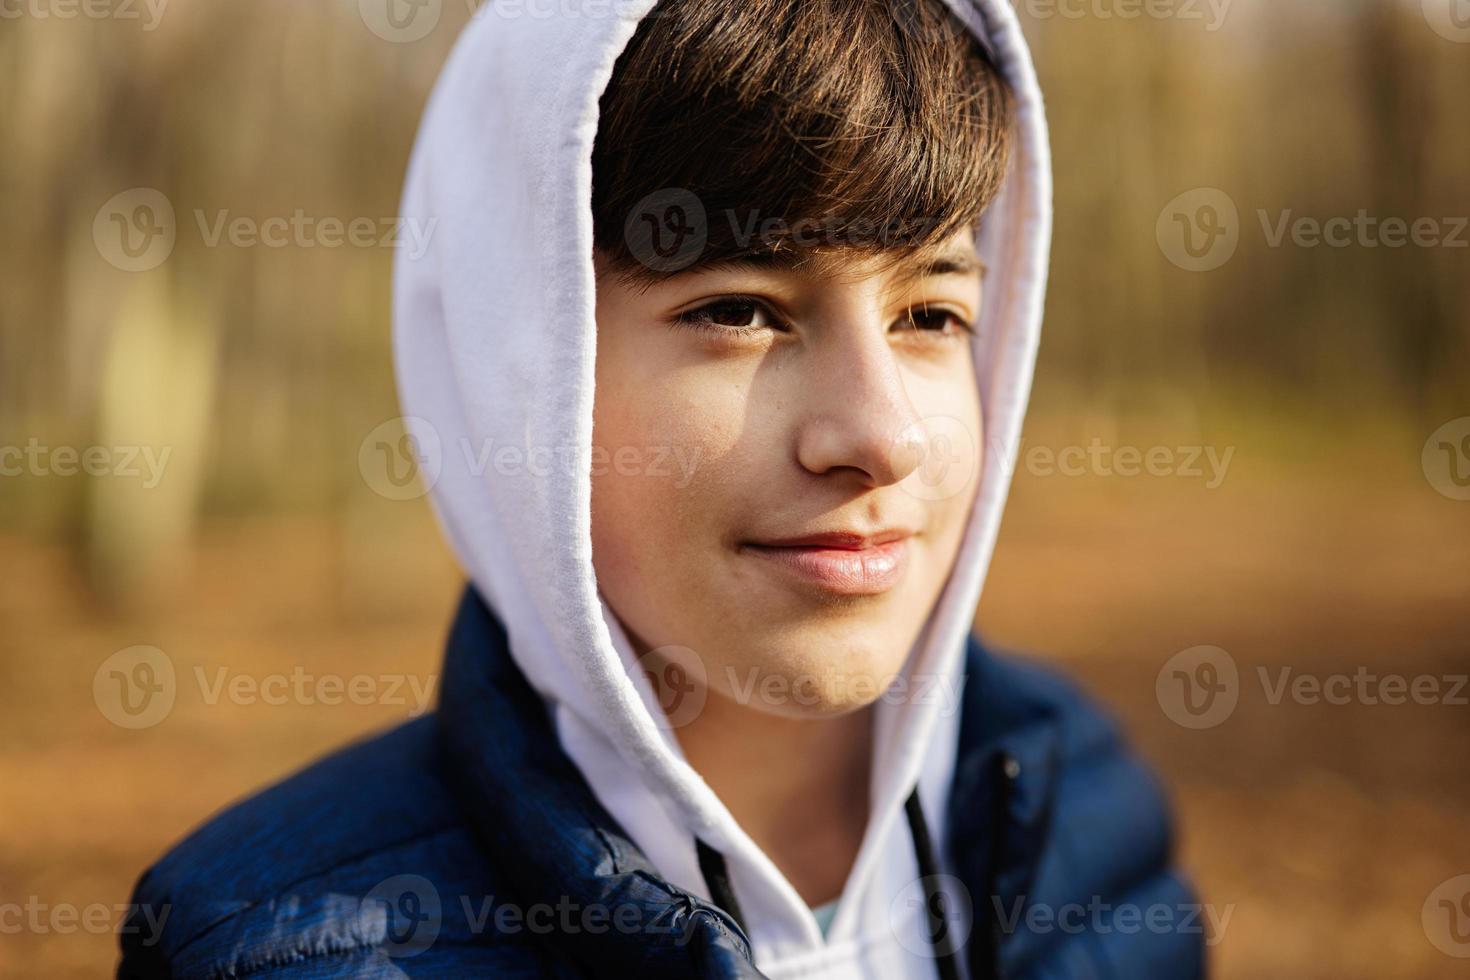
[2,440,1467,978]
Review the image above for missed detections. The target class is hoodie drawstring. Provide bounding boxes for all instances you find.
[694,787,963,980]
[905,788,964,980]
[697,837,749,936]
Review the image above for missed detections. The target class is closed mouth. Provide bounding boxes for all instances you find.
[740,530,914,595]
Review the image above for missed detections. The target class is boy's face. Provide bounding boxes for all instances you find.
[591,228,984,719]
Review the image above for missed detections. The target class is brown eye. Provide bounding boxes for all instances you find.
[702,300,761,327]
[899,307,974,336]
[674,297,778,333]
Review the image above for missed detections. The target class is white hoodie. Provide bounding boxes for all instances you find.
[392,2,1052,977]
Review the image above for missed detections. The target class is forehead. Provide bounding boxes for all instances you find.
[678,228,983,286]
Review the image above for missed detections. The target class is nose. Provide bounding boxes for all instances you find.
[793,329,926,487]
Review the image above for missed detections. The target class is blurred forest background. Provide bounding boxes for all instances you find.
[2,0,1468,976]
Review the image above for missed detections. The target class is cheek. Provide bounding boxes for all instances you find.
[900,364,985,533]
[588,367,750,586]
[589,398,666,587]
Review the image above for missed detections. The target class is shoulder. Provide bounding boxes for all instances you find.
[956,636,1207,979]
[119,716,556,978]
[959,634,1123,752]
[958,635,1172,818]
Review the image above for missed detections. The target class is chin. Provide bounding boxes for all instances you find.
[705,629,914,720]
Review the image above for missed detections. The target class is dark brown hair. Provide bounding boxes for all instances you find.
[592,0,1013,287]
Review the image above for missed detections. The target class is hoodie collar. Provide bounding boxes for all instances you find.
[438,584,1066,980]
[438,587,764,979]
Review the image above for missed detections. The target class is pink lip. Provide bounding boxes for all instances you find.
[742,533,912,595]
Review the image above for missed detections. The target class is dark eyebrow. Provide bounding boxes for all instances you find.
[919,251,985,278]
[676,252,804,276]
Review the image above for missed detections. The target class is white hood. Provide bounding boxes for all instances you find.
[392,2,1051,976]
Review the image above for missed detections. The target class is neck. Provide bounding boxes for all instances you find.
[672,684,875,906]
